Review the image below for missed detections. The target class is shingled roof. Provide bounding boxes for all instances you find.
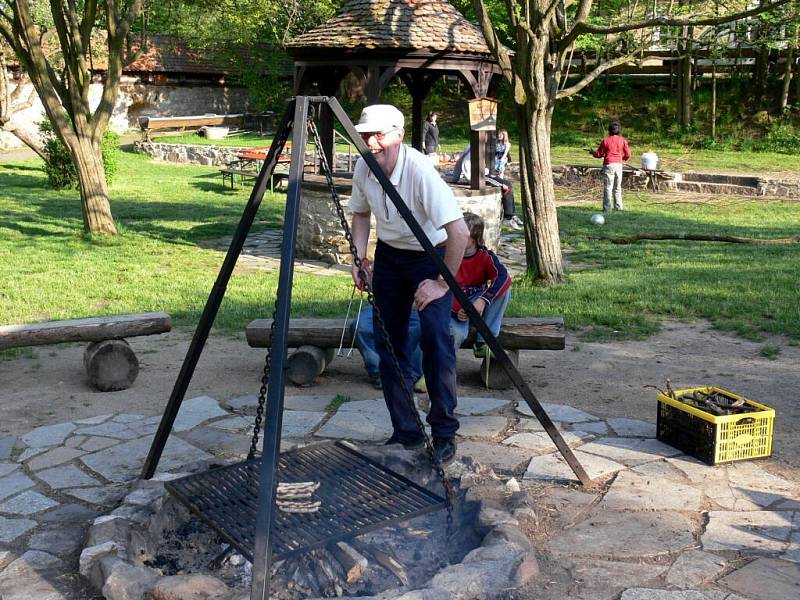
[287,0,491,54]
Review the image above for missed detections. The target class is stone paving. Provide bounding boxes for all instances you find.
[0,392,798,599]
[200,227,530,277]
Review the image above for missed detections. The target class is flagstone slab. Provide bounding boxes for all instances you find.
[16,447,47,462]
[547,511,696,560]
[0,437,15,461]
[621,590,736,600]
[172,396,228,432]
[607,418,657,438]
[63,486,125,506]
[455,397,510,415]
[28,527,85,557]
[227,394,259,411]
[456,441,533,473]
[702,478,780,512]
[665,550,728,589]
[336,398,390,416]
[580,437,683,466]
[21,422,76,448]
[75,414,113,425]
[575,420,610,436]
[524,450,625,483]
[0,471,36,501]
[177,427,251,458]
[284,395,335,412]
[631,459,689,482]
[703,511,794,553]
[569,559,669,600]
[38,503,97,524]
[505,430,591,453]
[280,411,327,437]
[80,435,211,483]
[598,470,704,512]
[73,421,142,440]
[315,411,392,442]
[726,461,797,495]
[27,447,86,471]
[0,515,37,543]
[719,557,800,600]
[64,435,85,448]
[0,463,18,478]
[517,402,599,423]
[0,550,65,600]
[456,416,509,439]
[37,464,102,489]
[0,490,59,516]
[80,436,121,453]
[111,414,145,423]
[209,416,251,432]
[516,418,546,432]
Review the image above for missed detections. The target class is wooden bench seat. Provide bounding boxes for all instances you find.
[246,317,565,387]
[0,312,171,391]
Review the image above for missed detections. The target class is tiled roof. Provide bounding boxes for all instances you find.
[287,0,491,54]
[125,35,229,75]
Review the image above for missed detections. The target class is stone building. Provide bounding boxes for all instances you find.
[1,35,253,150]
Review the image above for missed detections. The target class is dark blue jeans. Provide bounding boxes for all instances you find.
[372,241,459,439]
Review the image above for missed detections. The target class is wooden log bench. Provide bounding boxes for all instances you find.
[245,317,565,388]
[0,312,171,391]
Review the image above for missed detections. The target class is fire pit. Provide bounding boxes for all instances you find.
[79,445,536,599]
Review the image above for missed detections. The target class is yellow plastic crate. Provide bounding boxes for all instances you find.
[656,387,774,465]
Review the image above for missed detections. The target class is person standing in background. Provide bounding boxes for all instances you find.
[422,111,440,168]
[495,129,511,177]
[590,121,631,212]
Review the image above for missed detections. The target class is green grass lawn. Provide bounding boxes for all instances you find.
[1,151,799,343]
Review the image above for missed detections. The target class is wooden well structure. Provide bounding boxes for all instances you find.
[286,0,503,186]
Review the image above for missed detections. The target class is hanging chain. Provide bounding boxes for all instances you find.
[307,117,454,532]
[248,120,295,461]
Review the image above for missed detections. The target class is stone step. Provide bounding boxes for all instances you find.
[673,181,759,196]
[681,172,761,187]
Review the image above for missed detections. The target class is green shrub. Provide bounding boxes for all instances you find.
[39,119,121,189]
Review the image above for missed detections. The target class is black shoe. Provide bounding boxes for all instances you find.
[384,434,425,450]
[369,374,382,390]
[432,437,456,465]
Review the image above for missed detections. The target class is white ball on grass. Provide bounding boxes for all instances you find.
[590,213,605,226]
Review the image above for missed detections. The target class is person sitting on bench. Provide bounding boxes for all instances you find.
[450,212,512,358]
[350,303,426,393]
[450,146,523,231]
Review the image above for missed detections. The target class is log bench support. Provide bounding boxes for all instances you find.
[246,317,565,387]
[0,312,171,391]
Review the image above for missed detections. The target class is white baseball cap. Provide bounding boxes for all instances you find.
[354,104,405,133]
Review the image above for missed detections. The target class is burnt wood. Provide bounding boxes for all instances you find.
[0,312,171,350]
[246,317,565,351]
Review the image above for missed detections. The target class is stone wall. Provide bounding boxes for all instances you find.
[0,77,250,150]
[296,177,503,264]
[133,141,244,167]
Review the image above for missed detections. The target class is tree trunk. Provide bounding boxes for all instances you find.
[780,46,794,111]
[679,28,693,127]
[711,61,717,139]
[71,137,117,235]
[516,102,563,284]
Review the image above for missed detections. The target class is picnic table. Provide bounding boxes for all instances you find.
[220,149,291,190]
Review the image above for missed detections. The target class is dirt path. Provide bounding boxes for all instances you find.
[1,320,797,481]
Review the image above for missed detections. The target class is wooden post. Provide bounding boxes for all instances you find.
[470,130,486,190]
[83,339,139,391]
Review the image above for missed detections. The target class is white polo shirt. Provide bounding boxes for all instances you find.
[350,144,462,251]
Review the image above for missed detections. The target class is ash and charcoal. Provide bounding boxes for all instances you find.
[144,492,479,599]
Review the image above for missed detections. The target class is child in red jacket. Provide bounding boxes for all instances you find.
[450,212,512,357]
[591,121,631,212]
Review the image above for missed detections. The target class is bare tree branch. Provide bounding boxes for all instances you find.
[557,50,649,98]
[561,0,789,50]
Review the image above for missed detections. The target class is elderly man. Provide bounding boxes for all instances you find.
[349,104,469,465]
